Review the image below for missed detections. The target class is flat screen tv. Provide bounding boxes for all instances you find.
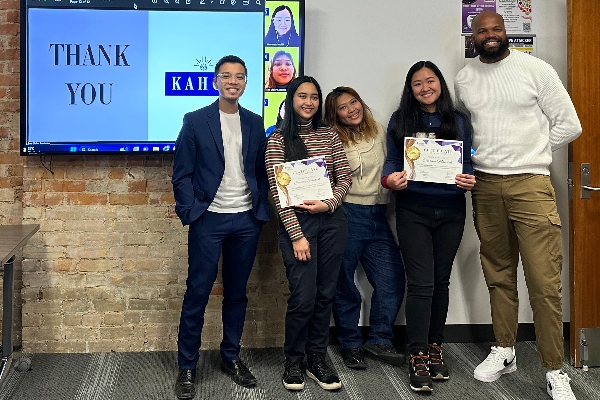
[20,0,304,155]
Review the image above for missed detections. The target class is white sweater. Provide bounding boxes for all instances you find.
[455,50,581,175]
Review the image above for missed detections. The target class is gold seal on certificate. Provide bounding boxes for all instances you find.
[273,157,334,208]
[406,145,421,161]
[404,137,463,184]
[276,171,291,186]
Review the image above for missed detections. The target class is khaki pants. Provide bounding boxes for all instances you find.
[472,172,564,370]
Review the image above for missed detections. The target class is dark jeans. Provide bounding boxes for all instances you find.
[177,210,263,369]
[396,201,465,355]
[279,207,348,362]
[332,203,405,349]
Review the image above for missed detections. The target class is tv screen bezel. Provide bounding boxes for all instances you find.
[19,0,305,156]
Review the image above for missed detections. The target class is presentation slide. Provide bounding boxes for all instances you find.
[26,8,264,145]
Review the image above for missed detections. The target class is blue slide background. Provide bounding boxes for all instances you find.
[27,9,149,142]
[147,11,264,141]
[27,9,264,144]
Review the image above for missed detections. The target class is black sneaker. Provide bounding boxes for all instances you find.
[409,352,433,392]
[363,343,406,367]
[428,343,449,380]
[282,359,305,391]
[341,347,367,369]
[306,353,342,391]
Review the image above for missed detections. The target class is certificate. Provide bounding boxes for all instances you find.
[404,137,463,185]
[273,156,334,208]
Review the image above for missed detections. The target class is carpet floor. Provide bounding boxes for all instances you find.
[0,342,598,399]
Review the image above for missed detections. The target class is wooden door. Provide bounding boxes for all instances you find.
[567,0,600,367]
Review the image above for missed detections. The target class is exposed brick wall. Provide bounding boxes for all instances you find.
[0,0,21,226]
[0,0,25,348]
[1,1,287,353]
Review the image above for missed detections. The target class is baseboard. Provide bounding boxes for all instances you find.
[329,322,570,347]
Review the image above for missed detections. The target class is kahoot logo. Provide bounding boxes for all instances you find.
[165,57,218,96]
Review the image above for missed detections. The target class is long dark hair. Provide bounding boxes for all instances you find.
[278,76,324,161]
[391,61,460,148]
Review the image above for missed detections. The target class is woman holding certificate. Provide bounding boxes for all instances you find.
[265,76,352,392]
[323,87,406,370]
[382,61,476,392]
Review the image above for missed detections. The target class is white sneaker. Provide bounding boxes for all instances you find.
[546,370,576,399]
[473,346,517,382]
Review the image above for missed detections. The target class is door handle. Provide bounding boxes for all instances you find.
[581,163,600,199]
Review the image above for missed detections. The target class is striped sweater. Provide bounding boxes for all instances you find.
[265,123,352,241]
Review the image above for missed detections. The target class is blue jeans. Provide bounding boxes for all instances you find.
[332,203,405,349]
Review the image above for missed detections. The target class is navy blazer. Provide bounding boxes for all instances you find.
[172,100,270,226]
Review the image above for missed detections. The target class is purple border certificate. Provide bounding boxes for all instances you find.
[273,156,334,208]
[404,138,463,185]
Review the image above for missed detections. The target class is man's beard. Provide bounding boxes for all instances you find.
[475,37,510,60]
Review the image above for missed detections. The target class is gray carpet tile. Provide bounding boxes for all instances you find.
[0,342,598,399]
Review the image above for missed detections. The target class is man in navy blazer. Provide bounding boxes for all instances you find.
[172,55,270,399]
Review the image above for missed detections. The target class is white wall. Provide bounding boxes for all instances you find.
[304,0,571,325]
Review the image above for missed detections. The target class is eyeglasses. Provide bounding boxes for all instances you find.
[216,73,247,82]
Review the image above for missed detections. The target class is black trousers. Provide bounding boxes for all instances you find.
[279,207,348,362]
[396,201,466,355]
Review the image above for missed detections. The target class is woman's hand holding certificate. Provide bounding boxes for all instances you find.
[454,173,476,191]
[386,171,408,190]
[295,200,330,214]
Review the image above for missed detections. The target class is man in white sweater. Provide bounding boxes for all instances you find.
[455,11,581,400]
